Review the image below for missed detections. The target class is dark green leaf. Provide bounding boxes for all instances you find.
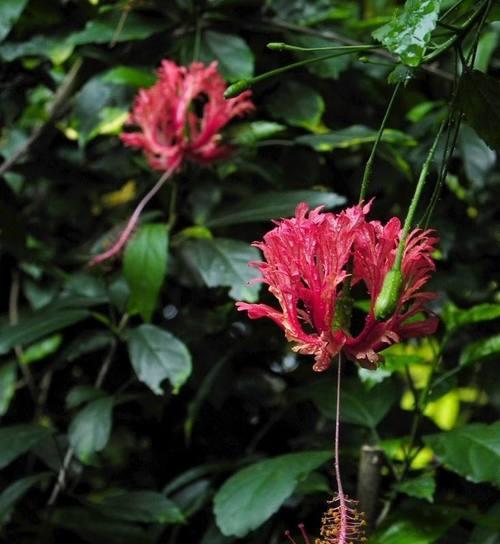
[395,473,436,502]
[66,386,106,409]
[0,0,29,42]
[123,224,169,322]
[460,334,500,367]
[180,238,261,301]
[297,125,416,151]
[213,451,330,537]
[0,34,72,63]
[0,307,90,356]
[373,0,442,67]
[93,491,184,524]
[206,191,346,227]
[267,81,324,130]
[424,422,500,486]
[0,424,51,469]
[0,362,16,416]
[458,126,496,188]
[69,12,167,46]
[128,324,192,395]
[52,507,154,544]
[200,31,254,81]
[68,396,114,463]
[0,473,49,525]
[309,379,399,428]
[459,70,500,150]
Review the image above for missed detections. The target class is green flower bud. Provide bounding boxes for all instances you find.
[224,80,251,99]
[374,268,403,321]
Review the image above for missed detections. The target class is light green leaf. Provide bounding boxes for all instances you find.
[102,66,156,88]
[373,0,442,67]
[0,425,51,469]
[309,379,399,428]
[128,324,192,395]
[460,334,500,367]
[297,125,416,151]
[0,0,29,42]
[443,303,500,332]
[213,451,330,537]
[267,81,324,130]
[0,362,16,416]
[123,224,169,322]
[206,190,346,227]
[395,473,436,502]
[93,491,184,524]
[0,35,73,64]
[69,396,114,463]
[0,473,49,525]
[424,422,500,486]
[200,30,254,81]
[19,334,62,365]
[180,238,261,302]
[227,121,286,146]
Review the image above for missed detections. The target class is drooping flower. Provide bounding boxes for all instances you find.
[236,202,438,371]
[90,60,253,266]
[120,59,254,172]
[285,495,367,544]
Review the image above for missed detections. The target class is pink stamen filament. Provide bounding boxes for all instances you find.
[334,354,348,544]
[90,162,178,266]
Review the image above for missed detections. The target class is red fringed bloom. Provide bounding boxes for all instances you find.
[120,60,254,172]
[236,202,438,371]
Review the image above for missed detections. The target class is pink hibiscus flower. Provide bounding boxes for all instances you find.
[121,60,254,172]
[236,202,438,371]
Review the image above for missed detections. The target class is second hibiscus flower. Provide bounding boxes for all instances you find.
[236,202,438,371]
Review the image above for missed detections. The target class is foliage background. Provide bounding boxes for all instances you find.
[0,0,499,543]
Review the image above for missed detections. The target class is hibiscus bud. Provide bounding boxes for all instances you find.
[224,79,251,98]
[374,268,403,320]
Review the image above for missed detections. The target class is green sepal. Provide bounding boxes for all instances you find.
[332,294,353,332]
[374,269,403,321]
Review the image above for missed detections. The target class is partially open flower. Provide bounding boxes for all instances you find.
[121,60,254,172]
[236,202,438,371]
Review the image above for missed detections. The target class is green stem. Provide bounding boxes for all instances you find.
[358,81,401,203]
[394,122,445,270]
[225,50,366,98]
[267,42,376,53]
[422,0,490,63]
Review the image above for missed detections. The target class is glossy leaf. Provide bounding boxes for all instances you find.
[297,125,416,151]
[373,0,442,67]
[227,121,286,146]
[213,451,330,537]
[102,66,156,88]
[0,362,16,416]
[123,224,169,322]
[0,425,51,469]
[459,70,500,150]
[267,81,324,130]
[460,334,500,367]
[0,0,29,42]
[180,238,261,302]
[68,396,114,463]
[458,126,496,188]
[128,324,192,395]
[424,422,500,486]
[93,491,184,524]
[206,191,346,227]
[443,303,500,332]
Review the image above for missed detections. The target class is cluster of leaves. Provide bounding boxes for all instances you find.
[0,1,499,543]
